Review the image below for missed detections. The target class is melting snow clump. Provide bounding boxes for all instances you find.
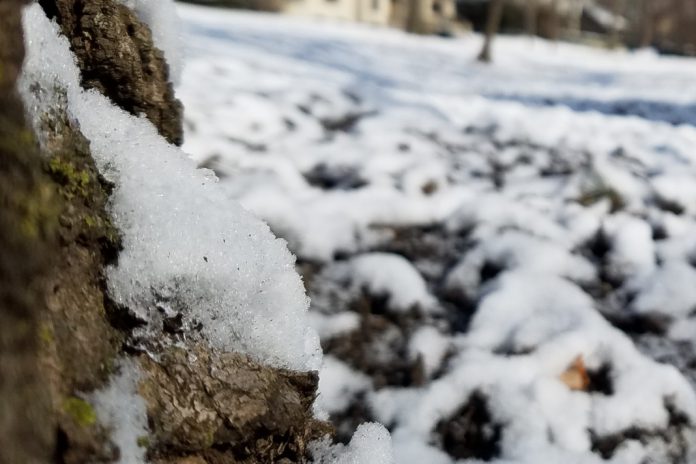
[20,4,320,372]
[91,360,148,464]
[334,252,436,313]
[311,423,395,464]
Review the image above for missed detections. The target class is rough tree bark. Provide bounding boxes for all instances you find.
[38,0,184,145]
[0,2,55,462]
[2,1,332,463]
[478,0,505,63]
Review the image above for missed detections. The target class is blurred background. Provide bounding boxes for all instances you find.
[178,0,696,56]
[173,1,696,462]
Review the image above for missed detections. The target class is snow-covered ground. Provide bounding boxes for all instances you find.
[178,4,696,463]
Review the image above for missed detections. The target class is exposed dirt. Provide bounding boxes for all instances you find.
[435,392,502,461]
[591,400,693,462]
[322,293,426,390]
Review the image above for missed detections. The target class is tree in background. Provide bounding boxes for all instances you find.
[609,0,625,47]
[0,2,54,461]
[639,0,654,47]
[547,0,560,40]
[525,0,538,36]
[605,0,696,55]
[567,0,586,39]
[478,0,506,62]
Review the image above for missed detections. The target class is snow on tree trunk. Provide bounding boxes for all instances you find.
[12,0,400,461]
[37,0,184,145]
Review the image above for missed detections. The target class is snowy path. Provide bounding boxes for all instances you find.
[178,5,696,463]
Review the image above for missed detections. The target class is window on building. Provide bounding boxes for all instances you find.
[372,0,379,10]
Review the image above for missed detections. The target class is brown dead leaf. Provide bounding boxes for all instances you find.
[560,355,590,391]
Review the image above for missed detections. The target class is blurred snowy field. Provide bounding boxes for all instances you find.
[177,4,696,463]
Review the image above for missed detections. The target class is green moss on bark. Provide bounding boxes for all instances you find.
[63,397,98,428]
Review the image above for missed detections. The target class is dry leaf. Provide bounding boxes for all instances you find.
[560,355,590,391]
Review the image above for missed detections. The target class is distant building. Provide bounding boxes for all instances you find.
[284,0,456,33]
[393,0,457,34]
[180,0,457,33]
[183,0,454,33]
[284,0,392,25]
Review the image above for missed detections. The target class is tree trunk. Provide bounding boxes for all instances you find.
[567,0,584,39]
[639,0,654,48]
[609,0,623,48]
[548,0,561,41]
[0,2,56,462]
[38,0,184,145]
[478,0,505,63]
[4,2,332,462]
[525,0,538,37]
[678,0,696,54]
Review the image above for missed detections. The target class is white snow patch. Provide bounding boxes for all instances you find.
[408,326,450,378]
[628,260,696,320]
[445,230,596,299]
[91,360,148,464]
[603,213,656,281]
[317,356,372,415]
[312,423,394,464]
[338,252,436,313]
[309,311,361,340]
[653,174,696,215]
